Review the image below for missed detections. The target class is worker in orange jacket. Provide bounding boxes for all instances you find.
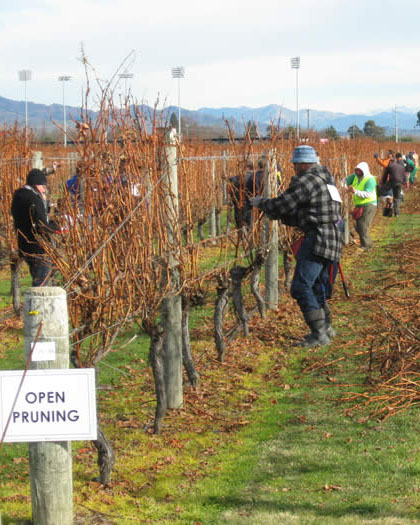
[374,150,394,173]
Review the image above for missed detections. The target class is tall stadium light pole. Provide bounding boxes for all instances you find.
[171,66,185,140]
[290,57,300,140]
[58,76,72,147]
[119,71,134,100]
[18,69,32,142]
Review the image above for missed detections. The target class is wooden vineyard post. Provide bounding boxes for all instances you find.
[162,143,183,409]
[31,151,43,170]
[223,150,231,233]
[264,149,279,309]
[68,151,79,171]
[208,160,217,242]
[222,151,228,205]
[24,287,73,525]
[214,159,222,237]
[341,155,350,244]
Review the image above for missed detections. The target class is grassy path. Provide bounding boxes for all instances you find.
[2,193,420,524]
[175,194,420,524]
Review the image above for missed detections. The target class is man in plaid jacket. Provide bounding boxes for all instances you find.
[250,145,342,347]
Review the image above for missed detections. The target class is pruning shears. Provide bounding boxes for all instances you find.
[329,262,350,298]
[338,263,350,298]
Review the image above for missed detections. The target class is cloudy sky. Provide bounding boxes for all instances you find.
[1,0,419,116]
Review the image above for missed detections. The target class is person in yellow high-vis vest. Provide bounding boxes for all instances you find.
[345,161,377,251]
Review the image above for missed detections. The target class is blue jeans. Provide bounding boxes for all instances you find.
[290,233,332,314]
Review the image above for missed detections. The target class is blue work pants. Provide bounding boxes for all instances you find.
[290,233,332,314]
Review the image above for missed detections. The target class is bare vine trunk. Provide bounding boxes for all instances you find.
[230,266,249,336]
[215,208,221,236]
[250,262,266,319]
[91,367,115,484]
[11,253,22,315]
[93,427,115,485]
[181,297,200,387]
[198,218,206,240]
[283,250,293,291]
[214,276,231,362]
[182,224,193,244]
[225,205,232,233]
[144,322,167,434]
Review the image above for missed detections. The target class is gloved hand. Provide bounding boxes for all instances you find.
[249,196,264,208]
[373,153,379,159]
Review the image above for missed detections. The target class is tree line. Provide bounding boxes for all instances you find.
[166,113,412,143]
[260,120,388,141]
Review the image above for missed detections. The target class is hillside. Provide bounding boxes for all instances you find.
[0,95,418,137]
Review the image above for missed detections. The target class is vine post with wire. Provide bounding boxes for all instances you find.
[162,143,183,409]
[341,155,350,245]
[31,151,43,170]
[208,159,217,242]
[24,287,73,525]
[264,149,279,309]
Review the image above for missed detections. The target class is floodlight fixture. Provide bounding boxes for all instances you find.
[171,66,185,79]
[290,57,300,139]
[119,70,134,99]
[18,69,32,138]
[171,66,185,140]
[290,57,300,69]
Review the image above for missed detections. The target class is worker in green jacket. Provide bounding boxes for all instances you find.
[346,161,377,251]
[406,152,417,186]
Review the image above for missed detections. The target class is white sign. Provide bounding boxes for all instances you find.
[327,184,343,203]
[31,341,56,362]
[0,369,97,443]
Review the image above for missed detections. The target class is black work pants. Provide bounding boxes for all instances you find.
[24,254,51,287]
[392,184,402,216]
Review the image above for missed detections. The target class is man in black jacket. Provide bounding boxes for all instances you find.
[380,157,406,216]
[11,169,58,286]
[228,162,265,229]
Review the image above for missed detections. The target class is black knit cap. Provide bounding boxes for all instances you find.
[26,169,47,186]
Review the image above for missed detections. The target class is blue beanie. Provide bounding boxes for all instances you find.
[291,145,318,164]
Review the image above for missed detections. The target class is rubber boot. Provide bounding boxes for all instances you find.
[296,308,331,347]
[323,303,336,338]
[298,304,336,344]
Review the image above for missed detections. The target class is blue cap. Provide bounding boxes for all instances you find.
[291,145,318,164]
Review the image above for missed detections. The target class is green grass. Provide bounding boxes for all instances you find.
[0,266,31,313]
[189,355,420,524]
[2,195,420,523]
[169,196,420,524]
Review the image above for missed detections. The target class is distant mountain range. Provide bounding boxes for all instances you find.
[187,104,419,136]
[0,95,418,137]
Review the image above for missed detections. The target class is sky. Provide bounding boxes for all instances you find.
[1,0,420,116]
